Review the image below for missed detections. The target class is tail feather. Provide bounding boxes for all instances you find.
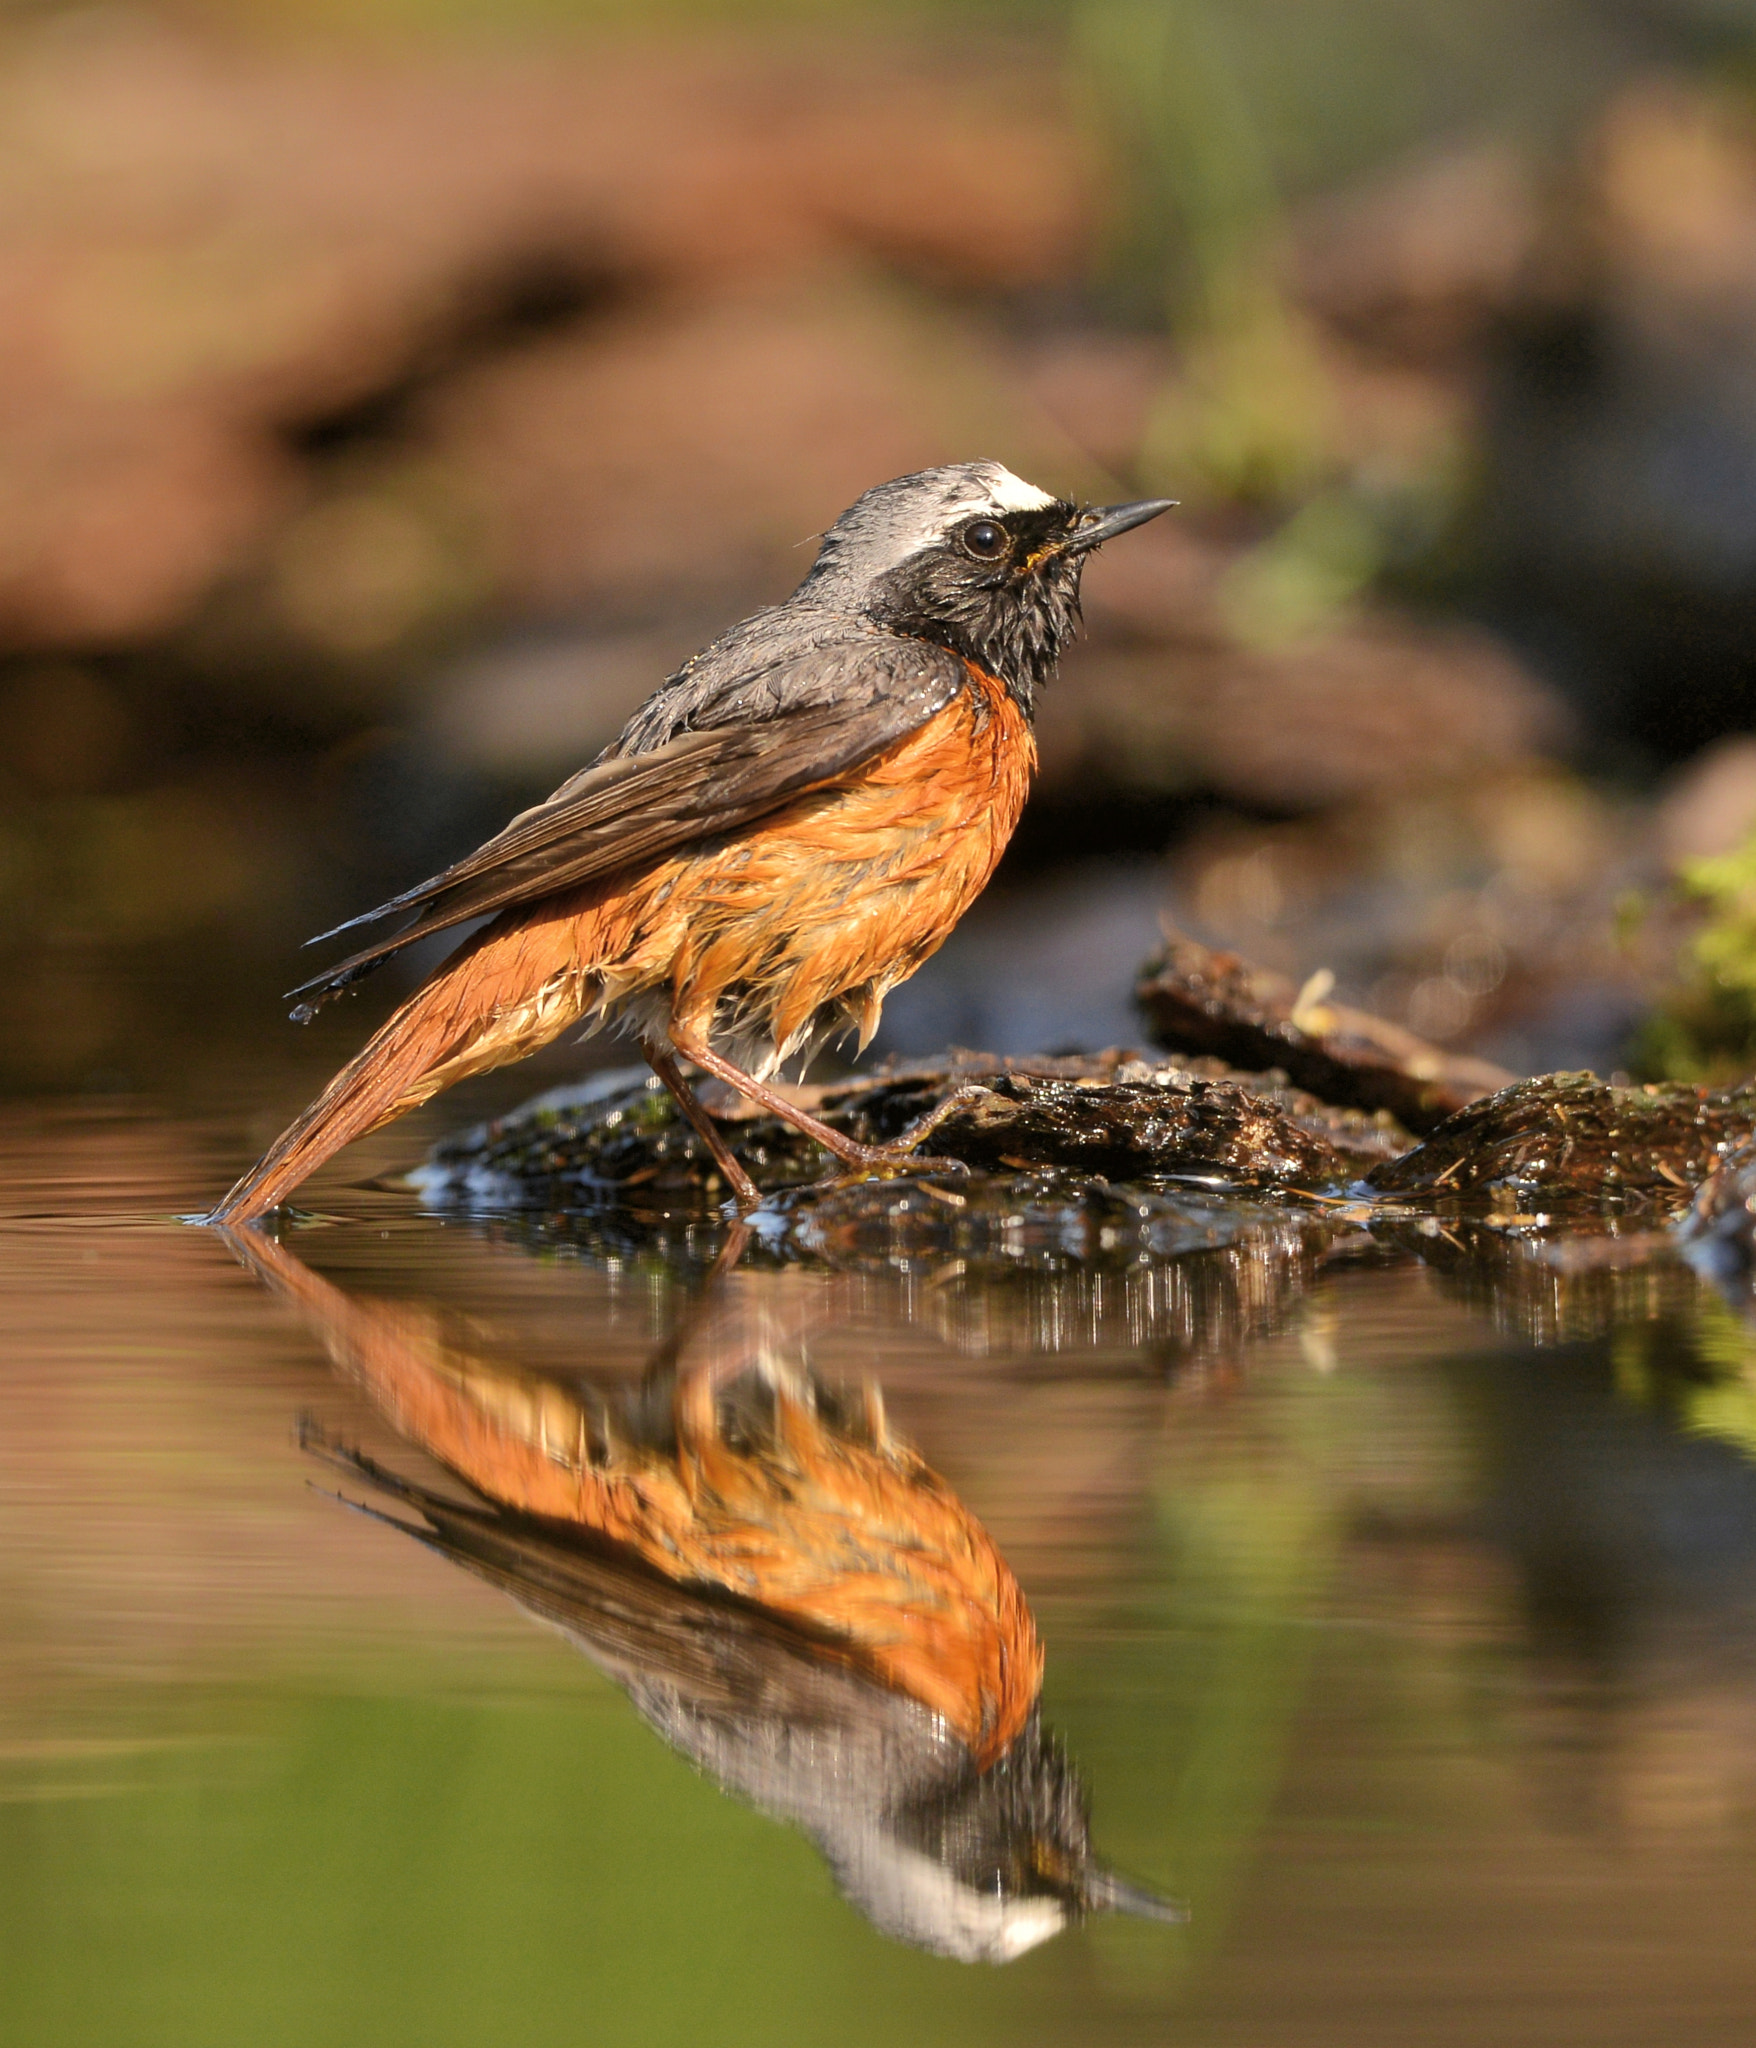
[208,917,596,1226]
[207,990,473,1225]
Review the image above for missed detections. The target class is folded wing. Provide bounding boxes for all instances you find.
[291,632,967,1007]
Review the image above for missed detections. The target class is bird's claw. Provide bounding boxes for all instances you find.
[810,1149,972,1195]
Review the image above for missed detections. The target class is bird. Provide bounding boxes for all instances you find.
[208,462,1174,1223]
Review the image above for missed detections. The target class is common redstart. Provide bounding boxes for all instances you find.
[210,463,1172,1221]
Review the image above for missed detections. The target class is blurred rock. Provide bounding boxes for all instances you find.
[396,439,1568,815]
[419,280,1074,621]
[1152,767,1656,1078]
[1010,330,1172,479]
[422,626,711,779]
[0,13,1090,654]
[0,401,296,646]
[0,6,1596,856]
[1484,82,1756,758]
[1167,618,1561,811]
[1073,545,1567,808]
[1287,143,1541,364]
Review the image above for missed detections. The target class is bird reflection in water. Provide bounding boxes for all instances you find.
[229,1225,1181,1962]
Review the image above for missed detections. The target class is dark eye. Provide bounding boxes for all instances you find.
[960,519,1008,561]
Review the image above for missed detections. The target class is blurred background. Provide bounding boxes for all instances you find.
[11,0,1756,1104]
[19,15,1756,2035]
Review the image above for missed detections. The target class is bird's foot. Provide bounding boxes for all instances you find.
[807,1152,972,1199]
[805,1082,991,1188]
[858,1147,972,1179]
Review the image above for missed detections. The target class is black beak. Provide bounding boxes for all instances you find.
[1058,498,1177,555]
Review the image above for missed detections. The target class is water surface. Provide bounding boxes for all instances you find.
[6,1073,1756,2047]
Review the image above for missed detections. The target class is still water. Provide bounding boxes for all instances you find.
[6,1066,1756,2047]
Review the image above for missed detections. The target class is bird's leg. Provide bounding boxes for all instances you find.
[665,1028,971,1181]
[641,1038,761,1206]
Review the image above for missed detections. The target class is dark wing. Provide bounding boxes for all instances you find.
[305,1429,917,1727]
[290,626,965,1007]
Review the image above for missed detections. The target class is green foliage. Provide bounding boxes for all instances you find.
[1632,830,1756,1083]
[1071,0,1341,509]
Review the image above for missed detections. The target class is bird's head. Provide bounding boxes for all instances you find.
[841,1713,1185,1964]
[798,461,1174,714]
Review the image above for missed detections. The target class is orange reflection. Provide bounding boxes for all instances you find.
[233,1226,1039,1763]
[226,1223,1179,1960]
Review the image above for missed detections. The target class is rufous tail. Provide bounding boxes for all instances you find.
[207,918,593,1226]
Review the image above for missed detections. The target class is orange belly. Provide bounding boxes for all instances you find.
[408,666,1036,1100]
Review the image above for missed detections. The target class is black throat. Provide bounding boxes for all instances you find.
[861,548,1087,717]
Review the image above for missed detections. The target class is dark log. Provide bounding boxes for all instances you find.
[1136,933,1515,1134]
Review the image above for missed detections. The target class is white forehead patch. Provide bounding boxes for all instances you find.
[973,465,1058,515]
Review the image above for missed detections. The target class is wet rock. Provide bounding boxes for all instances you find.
[412,1051,1373,1213]
[1366,1072,1756,1208]
[1137,932,1515,1132]
[404,1045,1737,1362]
[1676,1138,1756,1297]
[895,1070,1349,1189]
[763,1165,1283,1262]
[406,1050,1378,1366]
[412,1067,772,1203]
[774,1176,1327,1365]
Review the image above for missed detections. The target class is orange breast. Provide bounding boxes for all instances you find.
[599,663,1037,1057]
